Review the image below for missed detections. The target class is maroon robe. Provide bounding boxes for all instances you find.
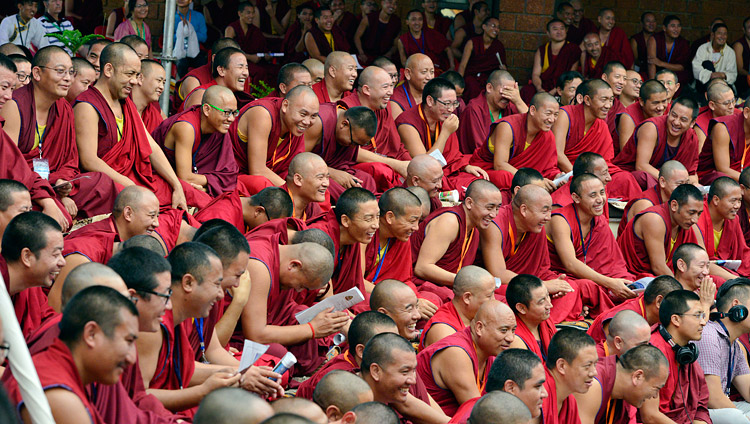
[281,21,308,64]
[4,339,106,424]
[174,64,212,111]
[697,112,748,185]
[399,29,451,71]
[62,216,118,263]
[567,17,597,45]
[141,101,164,133]
[409,205,478,305]
[469,113,561,189]
[631,31,651,79]
[520,42,580,104]
[296,349,358,400]
[151,309,196,396]
[228,20,266,58]
[607,97,625,149]
[601,27,634,69]
[338,92,411,161]
[0,257,57,341]
[515,315,556,362]
[153,208,200,253]
[614,114,700,177]
[194,190,246,233]
[418,301,466,350]
[458,92,519,154]
[617,184,664,237]
[561,104,641,201]
[735,36,750,95]
[189,297,224,362]
[396,103,477,193]
[423,12,451,37]
[416,327,492,416]
[740,205,750,247]
[364,229,413,286]
[74,86,211,209]
[650,327,711,423]
[581,46,621,79]
[13,83,118,218]
[309,24,350,57]
[337,11,359,47]
[311,80,350,104]
[588,294,647,349]
[152,105,239,197]
[652,31,692,84]
[594,355,633,424]
[549,203,634,280]
[542,373,582,424]
[616,203,699,277]
[390,83,418,113]
[359,11,401,63]
[615,100,649,156]
[464,36,507,100]
[697,200,750,277]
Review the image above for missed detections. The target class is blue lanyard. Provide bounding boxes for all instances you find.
[194,318,209,363]
[35,123,47,158]
[333,248,345,278]
[573,205,592,264]
[718,320,736,394]
[403,85,413,109]
[665,39,676,63]
[174,327,184,389]
[371,239,391,283]
[409,31,426,55]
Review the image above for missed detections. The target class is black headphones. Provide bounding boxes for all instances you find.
[710,279,750,322]
[658,324,699,365]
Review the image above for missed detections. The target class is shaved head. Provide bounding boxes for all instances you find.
[288,152,327,179]
[379,187,422,217]
[290,242,335,286]
[302,58,323,81]
[325,51,355,73]
[358,66,388,89]
[61,263,128,308]
[707,80,733,102]
[453,265,495,296]
[202,84,234,106]
[272,398,327,424]
[405,53,430,70]
[465,179,500,201]
[512,184,551,209]
[370,279,414,311]
[584,78,612,98]
[194,388,273,424]
[351,402,400,424]
[473,299,515,325]
[100,42,138,71]
[32,45,68,68]
[487,69,514,87]
[313,370,372,416]
[120,234,166,256]
[530,92,557,109]
[469,391,531,424]
[407,186,431,212]
[407,154,442,178]
[112,185,158,218]
[607,309,651,355]
[284,84,317,103]
[659,160,688,180]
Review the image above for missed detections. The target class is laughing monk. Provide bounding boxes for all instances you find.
[469,92,562,193]
[697,97,750,185]
[416,300,516,416]
[506,274,556,361]
[231,85,319,192]
[132,59,166,133]
[74,43,210,210]
[282,152,329,223]
[311,52,357,104]
[615,79,668,153]
[552,78,640,202]
[397,78,487,195]
[410,179,502,306]
[181,47,251,111]
[389,53,434,120]
[0,46,119,220]
[152,85,239,197]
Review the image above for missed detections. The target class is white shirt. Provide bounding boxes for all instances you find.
[692,41,738,85]
[0,14,45,49]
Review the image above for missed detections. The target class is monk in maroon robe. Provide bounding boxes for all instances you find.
[580,34,622,80]
[596,9,634,69]
[230,86,318,193]
[397,11,452,72]
[458,18,507,101]
[1,48,119,220]
[567,4,597,45]
[615,79,669,155]
[457,70,526,154]
[552,80,641,202]
[180,48,254,112]
[506,275,558,362]
[697,105,750,185]
[175,64,212,111]
[617,184,704,277]
[693,82,738,148]
[280,152,329,224]
[647,20,692,84]
[131,59,166,134]
[470,93,561,192]
[225,6,269,85]
[152,87,239,197]
[389,53,433,119]
[305,7,350,62]
[310,51,357,104]
[521,19,580,104]
[74,44,209,211]
[353,4,401,65]
[549,152,612,221]
[141,102,164,133]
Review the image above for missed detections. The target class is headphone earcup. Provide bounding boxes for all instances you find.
[675,343,699,365]
[729,305,749,322]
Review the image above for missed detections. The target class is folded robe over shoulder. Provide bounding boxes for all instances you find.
[152,105,239,197]
[594,355,633,424]
[62,216,119,263]
[13,83,118,218]
[153,208,200,253]
[548,203,634,280]
[617,184,663,237]
[457,92,519,155]
[311,80,350,105]
[581,46,621,79]
[514,315,556,362]
[469,113,560,189]
[141,101,164,133]
[542,371,582,424]
[74,86,211,209]
[308,24,350,57]
[602,26,634,69]
[698,112,748,185]
[0,256,57,340]
[194,190,246,234]
[616,203,698,276]
[365,229,413,286]
[418,301,465,350]
[696,200,750,277]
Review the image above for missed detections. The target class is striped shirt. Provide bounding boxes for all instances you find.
[38,13,74,53]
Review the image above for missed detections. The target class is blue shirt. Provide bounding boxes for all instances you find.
[174,9,206,44]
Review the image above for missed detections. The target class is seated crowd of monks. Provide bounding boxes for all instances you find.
[3,0,750,423]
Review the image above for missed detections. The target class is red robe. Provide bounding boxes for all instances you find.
[463,36,507,100]
[141,101,164,133]
[62,216,118,263]
[152,105,239,196]
[418,301,466,351]
[399,29,451,71]
[338,91,411,161]
[594,355,633,424]
[581,46,621,79]
[230,97,307,193]
[649,327,711,423]
[151,309,196,397]
[153,208,200,253]
[696,201,750,277]
[308,25,350,57]
[280,183,328,224]
[613,114,700,178]
[364,229,413,286]
[549,203,634,280]
[409,205,478,305]
[447,397,477,424]
[295,349,358,400]
[740,205,750,247]
[601,27,634,69]
[311,80,350,104]
[457,92,519,155]
[652,31,692,85]
[514,313,557,362]
[698,112,748,185]
[617,184,664,237]
[562,104,641,201]
[607,97,625,150]
[74,86,211,209]
[587,294,647,352]
[0,256,57,340]
[174,64,211,110]
[194,190,246,234]
[396,103,477,193]
[390,83,418,113]
[311,103,377,199]
[491,205,614,323]
[616,203,699,277]
[416,327,492,417]
[520,42,580,104]
[5,339,106,424]
[13,83,118,218]
[359,11,401,63]
[189,297,224,362]
[281,21,308,64]
[469,113,561,189]
[567,18,597,45]
[615,101,647,148]
[542,372,582,424]
[227,20,269,85]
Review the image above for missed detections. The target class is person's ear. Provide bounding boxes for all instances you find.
[279,83,288,96]
[123,205,134,222]
[341,214,351,229]
[632,369,645,386]
[82,321,102,349]
[293,172,304,187]
[515,302,528,316]
[384,210,396,225]
[676,258,686,273]
[326,405,343,422]
[20,247,35,268]
[182,273,196,292]
[503,380,517,395]
[341,411,357,424]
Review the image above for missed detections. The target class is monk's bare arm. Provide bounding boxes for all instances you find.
[356,149,408,177]
[639,396,677,424]
[423,323,457,348]
[414,213,460,286]
[26,388,93,424]
[573,379,602,424]
[445,46,456,71]
[147,130,188,208]
[397,39,407,65]
[73,102,134,187]
[457,40,472,76]
[646,37,658,79]
[627,199,655,222]
[433,348,482,405]
[634,122,660,179]
[353,18,368,59]
[450,29,467,60]
[182,88,205,110]
[711,124,741,181]
[49,253,90,312]
[491,122,518,173]
[549,215,634,297]
[617,114,636,151]
[304,116,324,152]
[393,393,450,424]
[637,213,672,276]
[214,271,250,347]
[735,41,748,77]
[694,126,707,151]
[304,32,326,63]
[172,122,209,188]
[399,124,429,156]
[390,102,405,120]
[531,50,544,92]
[244,107,286,186]
[205,329,240,366]
[551,109,574,173]
[479,223,517,283]
[179,76,201,102]
[0,100,21,143]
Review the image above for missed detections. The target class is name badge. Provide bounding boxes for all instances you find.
[33,158,50,180]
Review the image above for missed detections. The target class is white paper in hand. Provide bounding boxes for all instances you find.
[351,54,364,69]
[428,149,448,167]
[553,171,572,187]
[295,287,365,324]
[238,340,269,372]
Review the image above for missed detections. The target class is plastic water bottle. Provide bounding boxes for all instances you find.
[270,352,297,381]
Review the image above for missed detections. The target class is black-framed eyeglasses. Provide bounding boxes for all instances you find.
[434,98,460,109]
[16,72,30,82]
[628,78,643,87]
[138,288,172,304]
[677,312,706,321]
[37,66,75,77]
[255,200,271,221]
[348,121,372,146]
[208,103,240,118]
[0,342,9,362]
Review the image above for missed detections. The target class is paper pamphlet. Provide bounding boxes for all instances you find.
[627,276,655,293]
[714,260,741,271]
[295,287,365,324]
[238,339,269,372]
[553,171,572,187]
[428,149,448,167]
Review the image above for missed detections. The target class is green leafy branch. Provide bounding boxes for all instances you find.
[47,30,104,55]
[249,80,274,99]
